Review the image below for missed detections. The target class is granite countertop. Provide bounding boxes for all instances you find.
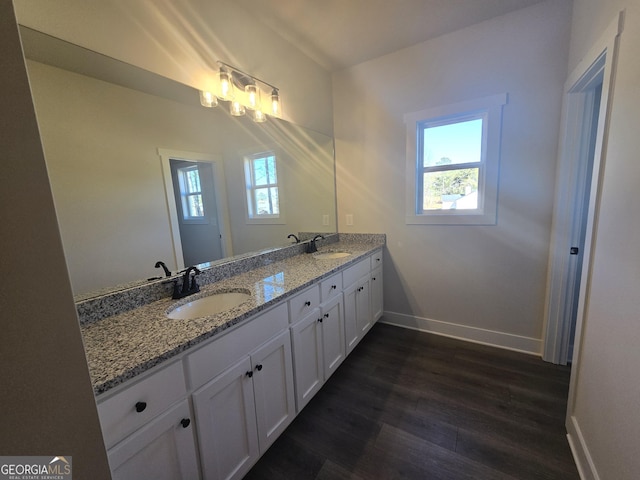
[81,241,383,395]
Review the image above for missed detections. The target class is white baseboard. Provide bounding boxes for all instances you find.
[567,415,599,480]
[380,311,541,355]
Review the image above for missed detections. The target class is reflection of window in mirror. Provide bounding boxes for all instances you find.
[177,165,206,222]
[244,152,284,224]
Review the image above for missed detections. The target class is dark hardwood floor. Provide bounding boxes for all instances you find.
[244,322,579,480]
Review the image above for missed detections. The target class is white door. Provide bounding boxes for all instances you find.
[543,43,615,365]
[170,159,223,266]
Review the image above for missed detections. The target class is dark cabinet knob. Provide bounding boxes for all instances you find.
[324,313,329,318]
[318,317,323,323]
[135,401,147,413]
[372,277,377,281]
[304,301,311,306]
[246,371,253,378]
[255,364,263,371]
[331,285,337,290]
[180,418,191,428]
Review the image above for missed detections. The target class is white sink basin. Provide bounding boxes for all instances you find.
[167,290,251,320]
[313,251,351,260]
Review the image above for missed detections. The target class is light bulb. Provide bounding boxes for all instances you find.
[218,68,234,100]
[271,88,281,117]
[253,109,267,123]
[230,100,246,116]
[199,91,217,108]
[245,84,258,110]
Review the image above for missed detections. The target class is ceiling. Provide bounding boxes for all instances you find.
[237,0,547,71]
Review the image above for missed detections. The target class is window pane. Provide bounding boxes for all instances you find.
[422,118,483,167]
[253,158,266,186]
[269,187,279,214]
[185,168,201,193]
[187,194,204,217]
[266,156,277,183]
[423,168,479,210]
[254,187,272,214]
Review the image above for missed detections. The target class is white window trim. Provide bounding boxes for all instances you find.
[243,149,286,225]
[405,93,507,225]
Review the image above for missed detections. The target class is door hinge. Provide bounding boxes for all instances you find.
[570,247,579,255]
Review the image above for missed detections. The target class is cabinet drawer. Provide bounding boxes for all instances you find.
[98,360,186,449]
[370,250,383,270]
[186,302,288,390]
[320,273,342,303]
[288,284,320,324]
[342,257,370,288]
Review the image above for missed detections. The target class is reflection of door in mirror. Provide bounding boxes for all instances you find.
[170,159,222,266]
[159,148,232,272]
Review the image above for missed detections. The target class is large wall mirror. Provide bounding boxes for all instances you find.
[20,26,337,297]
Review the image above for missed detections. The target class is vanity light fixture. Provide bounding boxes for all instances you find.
[200,61,282,122]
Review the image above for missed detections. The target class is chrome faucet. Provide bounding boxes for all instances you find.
[306,234,325,254]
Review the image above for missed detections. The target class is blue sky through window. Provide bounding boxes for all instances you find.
[422,118,482,167]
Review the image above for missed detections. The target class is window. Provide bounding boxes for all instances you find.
[405,94,507,225]
[177,165,205,221]
[244,152,285,224]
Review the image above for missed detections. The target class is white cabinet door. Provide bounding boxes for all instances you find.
[344,276,371,354]
[371,267,383,322]
[251,330,296,452]
[290,309,324,411]
[107,400,199,480]
[193,357,259,480]
[320,294,345,380]
[343,283,359,355]
[356,277,371,336]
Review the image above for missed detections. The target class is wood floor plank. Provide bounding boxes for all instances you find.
[244,323,579,480]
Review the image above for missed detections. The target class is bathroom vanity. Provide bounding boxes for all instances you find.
[79,237,384,480]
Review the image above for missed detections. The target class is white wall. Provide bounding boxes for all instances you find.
[0,3,110,477]
[14,0,333,135]
[333,0,572,352]
[565,1,640,478]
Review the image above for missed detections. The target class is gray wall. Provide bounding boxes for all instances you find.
[333,0,572,352]
[0,2,110,477]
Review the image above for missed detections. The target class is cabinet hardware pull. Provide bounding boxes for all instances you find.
[331,285,337,290]
[246,371,253,378]
[304,301,311,306]
[180,418,191,428]
[135,401,147,413]
[255,364,263,371]
[324,313,329,318]
[372,277,376,281]
[317,318,323,323]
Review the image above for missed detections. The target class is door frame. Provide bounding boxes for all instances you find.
[542,13,623,366]
[158,148,233,270]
